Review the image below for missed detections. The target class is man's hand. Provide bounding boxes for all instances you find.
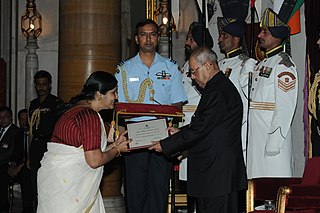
[7,163,24,178]
[149,141,163,152]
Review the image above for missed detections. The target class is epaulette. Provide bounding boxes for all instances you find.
[170,58,177,64]
[239,54,250,66]
[279,52,294,68]
[116,61,125,74]
[117,60,125,67]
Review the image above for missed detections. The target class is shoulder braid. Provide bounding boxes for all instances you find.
[279,52,294,68]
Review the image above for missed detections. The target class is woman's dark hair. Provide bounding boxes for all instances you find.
[70,71,117,104]
[57,71,117,117]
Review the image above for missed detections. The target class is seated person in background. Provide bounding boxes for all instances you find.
[0,106,24,212]
[7,108,34,213]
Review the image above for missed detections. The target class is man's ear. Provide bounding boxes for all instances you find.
[135,35,138,45]
[234,36,240,43]
[212,62,219,71]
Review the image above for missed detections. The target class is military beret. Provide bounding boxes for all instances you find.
[191,24,214,49]
[260,8,290,39]
[217,17,247,37]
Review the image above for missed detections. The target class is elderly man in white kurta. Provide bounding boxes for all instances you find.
[217,17,257,164]
[247,8,298,179]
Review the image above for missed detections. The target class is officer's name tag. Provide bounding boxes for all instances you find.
[129,77,139,82]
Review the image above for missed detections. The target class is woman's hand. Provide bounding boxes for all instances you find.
[167,127,180,135]
[115,130,131,153]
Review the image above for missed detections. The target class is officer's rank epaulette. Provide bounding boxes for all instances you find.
[279,52,294,68]
[170,58,177,64]
[239,54,249,66]
[116,61,125,74]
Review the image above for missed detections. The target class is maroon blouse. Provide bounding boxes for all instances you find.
[51,106,102,151]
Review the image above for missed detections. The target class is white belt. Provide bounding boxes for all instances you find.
[182,105,197,113]
[250,101,275,111]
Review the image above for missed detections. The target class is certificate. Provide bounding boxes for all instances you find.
[127,118,168,150]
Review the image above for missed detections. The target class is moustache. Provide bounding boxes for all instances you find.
[185,45,191,51]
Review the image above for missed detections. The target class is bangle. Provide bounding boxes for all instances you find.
[115,146,121,157]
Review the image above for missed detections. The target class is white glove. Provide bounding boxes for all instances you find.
[265,145,280,156]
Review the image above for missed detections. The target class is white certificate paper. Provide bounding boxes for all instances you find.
[127,119,168,150]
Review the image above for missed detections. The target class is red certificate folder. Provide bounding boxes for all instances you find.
[115,102,184,118]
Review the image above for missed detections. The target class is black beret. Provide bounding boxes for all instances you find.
[191,25,214,49]
[217,17,247,37]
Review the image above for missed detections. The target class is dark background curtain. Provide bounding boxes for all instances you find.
[305,0,320,157]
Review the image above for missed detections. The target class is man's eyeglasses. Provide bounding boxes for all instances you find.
[189,62,207,75]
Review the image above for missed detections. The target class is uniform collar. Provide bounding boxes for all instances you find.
[265,45,283,58]
[134,52,164,65]
[226,48,242,58]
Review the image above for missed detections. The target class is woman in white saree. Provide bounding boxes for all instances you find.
[37,71,130,213]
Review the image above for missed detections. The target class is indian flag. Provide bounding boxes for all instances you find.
[273,0,304,35]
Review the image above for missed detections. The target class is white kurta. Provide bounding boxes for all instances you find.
[37,114,107,213]
[218,52,256,163]
[247,49,298,179]
[179,61,201,181]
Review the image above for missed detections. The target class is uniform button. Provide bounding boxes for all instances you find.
[255,78,258,81]
[223,62,225,64]
[252,88,254,91]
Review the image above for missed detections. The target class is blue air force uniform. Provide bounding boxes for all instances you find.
[115,52,187,213]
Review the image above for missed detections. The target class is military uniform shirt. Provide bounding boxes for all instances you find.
[247,46,298,178]
[218,49,256,162]
[115,53,187,122]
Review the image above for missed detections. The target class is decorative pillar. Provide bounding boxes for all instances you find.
[59,0,121,102]
[24,38,39,106]
[59,1,122,201]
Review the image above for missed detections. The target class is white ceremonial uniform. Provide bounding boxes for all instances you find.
[218,48,256,163]
[179,61,201,180]
[247,46,298,179]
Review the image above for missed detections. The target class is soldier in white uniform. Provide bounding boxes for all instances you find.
[217,17,257,163]
[179,22,213,181]
[247,8,298,179]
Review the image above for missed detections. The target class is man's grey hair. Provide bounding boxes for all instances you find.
[190,46,218,64]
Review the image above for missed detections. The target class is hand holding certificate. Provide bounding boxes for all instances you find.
[127,119,169,150]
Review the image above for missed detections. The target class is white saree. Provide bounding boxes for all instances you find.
[37,114,107,213]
